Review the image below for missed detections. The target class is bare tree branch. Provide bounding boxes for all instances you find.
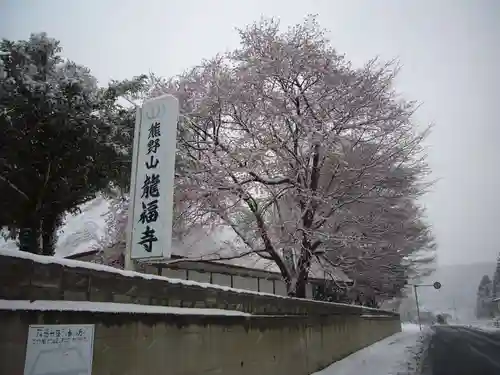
[0,174,29,200]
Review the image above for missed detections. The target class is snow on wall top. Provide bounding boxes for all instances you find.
[0,300,251,316]
[0,248,284,298]
[0,249,392,317]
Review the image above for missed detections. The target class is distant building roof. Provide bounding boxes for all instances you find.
[66,246,352,284]
[1,196,351,284]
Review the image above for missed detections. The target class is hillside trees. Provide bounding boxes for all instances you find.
[492,252,500,298]
[0,33,146,255]
[139,16,436,298]
[476,274,493,318]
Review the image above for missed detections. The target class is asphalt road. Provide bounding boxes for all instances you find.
[425,325,500,375]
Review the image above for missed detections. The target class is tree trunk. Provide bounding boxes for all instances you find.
[287,267,310,298]
[41,217,58,256]
[18,221,41,254]
[291,239,315,298]
[294,276,308,298]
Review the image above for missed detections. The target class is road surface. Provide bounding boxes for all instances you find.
[423,325,500,375]
[314,323,500,375]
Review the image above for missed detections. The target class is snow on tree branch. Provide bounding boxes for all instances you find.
[98,16,435,300]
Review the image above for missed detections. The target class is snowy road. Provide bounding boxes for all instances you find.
[424,325,500,375]
[312,324,426,375]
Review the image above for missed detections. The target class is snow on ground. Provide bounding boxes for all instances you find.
[0,300,251,316]
[449,319,500,332]
[312,324,428,375]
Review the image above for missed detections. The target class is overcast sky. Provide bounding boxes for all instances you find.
[1,0,499,266]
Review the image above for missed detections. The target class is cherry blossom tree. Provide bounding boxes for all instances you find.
[96,16,435,300]
[137,16,435,298]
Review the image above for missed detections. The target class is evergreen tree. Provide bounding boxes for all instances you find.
[492,252,500,298]
[476,274,493,318]
[0,33,145,255]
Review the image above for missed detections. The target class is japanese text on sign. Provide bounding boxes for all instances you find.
[137,122,161,253]
[24,324,95,375]
[30,326,89,346]
[129,94,179,261]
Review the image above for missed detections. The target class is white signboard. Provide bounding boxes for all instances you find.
[24,324,95,375]
[129,94,179,260]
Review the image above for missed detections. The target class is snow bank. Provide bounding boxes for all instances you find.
[312,324,427,375]
[401,323,422,333]
[0,300,251,316]
[447,321,500,332]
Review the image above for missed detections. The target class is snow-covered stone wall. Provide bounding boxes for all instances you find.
[0,250,401,374]
[0,249,397,317]
[0,306,401,375]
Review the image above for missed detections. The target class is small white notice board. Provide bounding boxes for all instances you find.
[24,324,95,375]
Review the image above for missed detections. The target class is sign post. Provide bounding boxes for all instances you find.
[125,95,179,269]
[410,281,442,331]
[414,284,422,331]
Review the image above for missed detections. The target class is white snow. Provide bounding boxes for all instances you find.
[311,324,427,375]
[56,196,110,257]
[449,321,500,332]
[0,300,251,316]
[0,195,110,257]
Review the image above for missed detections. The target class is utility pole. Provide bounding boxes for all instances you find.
[452,299,458,321]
